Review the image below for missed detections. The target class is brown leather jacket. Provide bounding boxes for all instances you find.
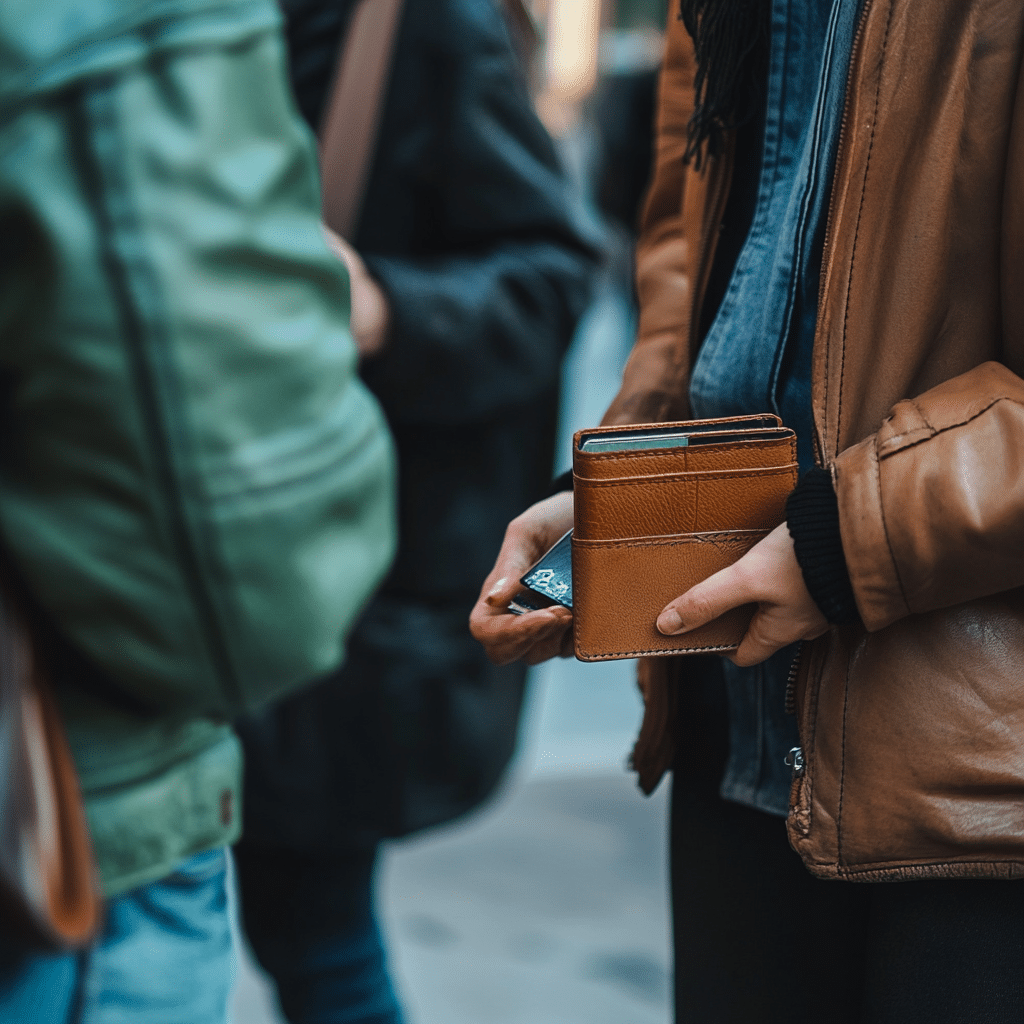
[608,0,1024,881]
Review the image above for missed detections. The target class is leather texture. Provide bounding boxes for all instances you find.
[607,0,1024,881]
[571,417,797,660]
[0,590,100,950]
[319,0,404,239]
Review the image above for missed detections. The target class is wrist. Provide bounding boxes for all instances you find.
[786,467,860,625]
[353,273,391,359]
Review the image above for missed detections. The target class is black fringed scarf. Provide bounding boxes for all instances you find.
[679,0,770,166]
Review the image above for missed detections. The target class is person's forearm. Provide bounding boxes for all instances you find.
[785,467,859,625]
[361,244,591,423]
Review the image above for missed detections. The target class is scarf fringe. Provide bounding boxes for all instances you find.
[679,0,769,167]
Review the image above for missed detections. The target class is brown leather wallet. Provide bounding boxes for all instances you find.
[571,415,798,661]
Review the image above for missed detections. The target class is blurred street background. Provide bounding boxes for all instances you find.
[230,1,672,1019]
[230,249,672,1024]
[231,655,671,1024]
[230,251,672,1024]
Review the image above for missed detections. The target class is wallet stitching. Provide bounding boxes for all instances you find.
[572,532,766,550]
[573,466,799,488]
[575,415,783,434]
[577,642,739,658]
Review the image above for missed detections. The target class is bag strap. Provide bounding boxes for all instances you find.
[500,0,539,69]
[318,0,406,240]
[0,585,100,951]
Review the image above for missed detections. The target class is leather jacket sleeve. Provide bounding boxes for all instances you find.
[603,9,707,428]
[610,9,1024,642]
[835,361,1024,631]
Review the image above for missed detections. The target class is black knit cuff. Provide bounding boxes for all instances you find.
[786,467,860,625]
[544,468,574,498]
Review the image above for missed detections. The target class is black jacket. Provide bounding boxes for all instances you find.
[286,0,597,600]
[238,0,597,844]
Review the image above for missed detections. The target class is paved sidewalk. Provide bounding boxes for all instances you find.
[228,279,662,1023]
[230,656,672,1024]
[383,652,672,1024]
[379,771,670,1024]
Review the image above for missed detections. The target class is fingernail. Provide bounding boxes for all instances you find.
[486,578,508,603]
[656,609,684,635]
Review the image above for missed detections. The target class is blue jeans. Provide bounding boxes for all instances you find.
[0,848,234,1024]
[235,844,403,1024]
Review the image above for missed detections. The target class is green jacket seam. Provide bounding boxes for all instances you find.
[0,1,281,108]
[77,81,243,711]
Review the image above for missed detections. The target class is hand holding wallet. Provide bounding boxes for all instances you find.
[519,415,798,661]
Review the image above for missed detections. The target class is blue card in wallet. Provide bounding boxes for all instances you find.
[508,529,573,614]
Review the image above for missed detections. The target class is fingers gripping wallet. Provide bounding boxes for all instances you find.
[570,416,798,661]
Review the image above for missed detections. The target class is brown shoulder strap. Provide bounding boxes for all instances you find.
[0,586,100,950]
[318,0,406,240]
[500,0,539,69]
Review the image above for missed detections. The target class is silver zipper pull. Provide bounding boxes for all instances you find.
[784,746,805,776]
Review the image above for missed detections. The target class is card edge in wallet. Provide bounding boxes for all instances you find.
[518,528,573,609]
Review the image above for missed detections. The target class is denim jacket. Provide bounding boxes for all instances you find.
[688,0,862,815]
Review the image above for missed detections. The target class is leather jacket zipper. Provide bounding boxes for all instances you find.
[786,1,874,835]
[784,640,804,715]
[812,0,874,467]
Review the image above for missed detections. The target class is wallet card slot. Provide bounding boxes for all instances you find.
[572,461,799,486]
[574,464,797,541]
[572,531,767,660]
[573,436,797,481]
[575,415,784,451]
[577,426,792,454]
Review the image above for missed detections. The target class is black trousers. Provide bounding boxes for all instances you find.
[670,664,1024,1024]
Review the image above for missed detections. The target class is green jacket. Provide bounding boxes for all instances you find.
[0,0,396,894]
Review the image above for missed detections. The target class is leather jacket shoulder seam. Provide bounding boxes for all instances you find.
[879,394,1016,458]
